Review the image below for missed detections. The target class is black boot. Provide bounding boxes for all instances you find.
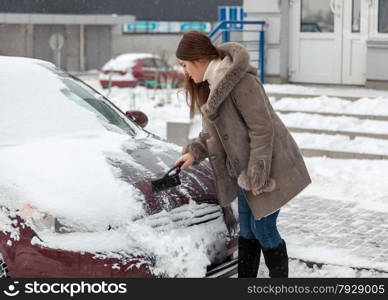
[262,239,289,278]
[238,236,261,278]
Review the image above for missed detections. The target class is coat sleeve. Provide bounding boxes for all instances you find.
[232,74,275,192]
[181,119,210,165]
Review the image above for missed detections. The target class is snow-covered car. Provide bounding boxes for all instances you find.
[0,56,238,278]
[99,53,184,89]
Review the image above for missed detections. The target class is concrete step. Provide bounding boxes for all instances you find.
[276,109,388,122]
[266,86,388,101]
[301,148,388,160]
[288,127,388,141]
[268,92,361,101]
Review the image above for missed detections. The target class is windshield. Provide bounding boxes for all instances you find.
[59,74,140,136]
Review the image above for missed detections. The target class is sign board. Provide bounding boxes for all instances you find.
[123,21,211,33]
[49,33,64,50]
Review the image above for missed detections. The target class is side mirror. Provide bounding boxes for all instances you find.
[125,110,148,128]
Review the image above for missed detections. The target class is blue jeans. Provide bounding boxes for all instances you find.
[237,185,283,249]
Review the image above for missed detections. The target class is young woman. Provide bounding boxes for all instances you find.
[174,31,312,278]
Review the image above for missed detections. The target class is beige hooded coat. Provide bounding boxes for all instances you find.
[182,42,312,220]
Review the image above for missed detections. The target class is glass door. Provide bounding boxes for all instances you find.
[342,0,368,84]
[289,0,370,85]
[289,0,343,83]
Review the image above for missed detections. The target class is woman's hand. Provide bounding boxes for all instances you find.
[252,189,264,196]
[175,153,195,170]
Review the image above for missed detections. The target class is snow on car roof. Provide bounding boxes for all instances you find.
[0,56,108,143]
[101,53,159,71]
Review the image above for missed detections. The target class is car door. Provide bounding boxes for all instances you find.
[141,58,157,87]
[154,58,170,88]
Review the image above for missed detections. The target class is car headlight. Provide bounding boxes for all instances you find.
[20,203,74,234]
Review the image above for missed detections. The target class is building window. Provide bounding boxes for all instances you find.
[352,0,361,32]
[378,0,388,33]
[301,0,334,32]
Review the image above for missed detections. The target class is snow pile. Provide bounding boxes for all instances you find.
[254,259,388,278]
[264,84,388,98]
[0,133,146,231]
[301,157,388,207]
[278,112,388,134]
[292,132,388,155]
[264,84,317,95]
[273,95,388,116]
[0,207,20,243]
[32,202,230,277]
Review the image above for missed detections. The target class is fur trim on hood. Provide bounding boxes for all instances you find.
[200,42,258,120]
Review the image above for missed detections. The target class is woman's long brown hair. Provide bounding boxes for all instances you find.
[175,31,227,118]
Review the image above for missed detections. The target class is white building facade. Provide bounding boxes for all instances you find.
[244,0,388,88]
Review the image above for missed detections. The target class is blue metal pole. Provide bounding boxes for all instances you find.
[222,30,230,43]
[208,21,265,39]
[259,29,265,83]
[208,21,266,81]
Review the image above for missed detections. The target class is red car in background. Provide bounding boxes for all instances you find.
[99,53,185,89]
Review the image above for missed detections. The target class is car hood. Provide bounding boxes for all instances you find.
[0,134,232,278]
[0,129,218,232]
[107,134,218,215]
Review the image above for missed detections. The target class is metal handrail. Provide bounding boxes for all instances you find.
[208,20,266,38]
[208,20,266,83]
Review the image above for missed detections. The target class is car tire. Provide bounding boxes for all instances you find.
[0,254,9,278]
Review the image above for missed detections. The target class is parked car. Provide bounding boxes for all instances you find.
[99,53,185,89]
[0,56,237,278]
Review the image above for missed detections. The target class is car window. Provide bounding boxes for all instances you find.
[60,76,140,136]
[141,58,156,68]
[154,59,168,70]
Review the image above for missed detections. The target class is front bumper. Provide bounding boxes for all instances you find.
[206,237,238,278]
[1,215,239,278]
[206,257,238,278]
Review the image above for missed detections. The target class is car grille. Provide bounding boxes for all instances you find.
[137,202,222,231]
[0,253,9,278]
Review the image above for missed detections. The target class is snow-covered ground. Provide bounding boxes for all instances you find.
[265,84,388,99]
[272,95,388,116]
[277,112,388,134]
[293,133,388,156]
[79,77,388,277]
